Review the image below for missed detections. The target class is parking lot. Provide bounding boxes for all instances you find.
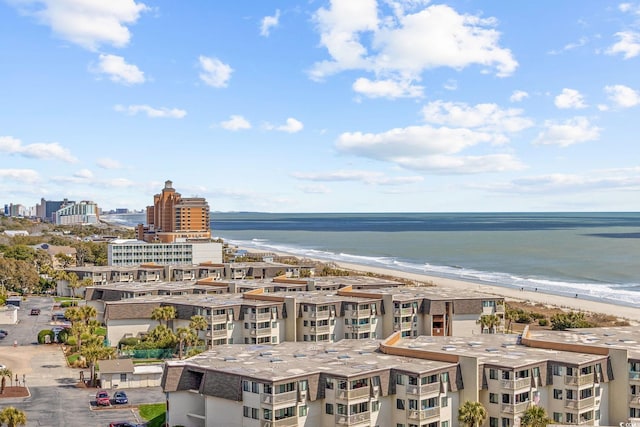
[0,296,165,426]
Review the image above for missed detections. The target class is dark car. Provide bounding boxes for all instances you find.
[30,308,41,315]
[95,390,110,406]
[108,423,143,427]
[113,390,128,404]
[0,329,8,336]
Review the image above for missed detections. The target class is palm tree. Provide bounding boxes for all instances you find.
[189,314,208,343]
[81,344,116,387]
[79,305,97,325]
[458,400,487,427]
[0,367,12,394]
[0,406,27,427]
[521,406,551,427]
[176,327,191,359]
[151,306,176,328]
[65,272,81,298]
[479,314,501,334]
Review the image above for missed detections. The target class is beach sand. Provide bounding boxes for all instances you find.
[241,246,640,324]
[330,260,640,324]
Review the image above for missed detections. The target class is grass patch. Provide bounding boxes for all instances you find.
[67,353,80,365]
[54,297,82,302]
[139,403,166,427]
[94,327,107,336]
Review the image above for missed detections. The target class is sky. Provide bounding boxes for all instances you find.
[1,0,640,213]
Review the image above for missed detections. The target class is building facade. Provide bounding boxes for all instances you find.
[137,180,211,243]
[107,239,223,266]
[54,200,99,225]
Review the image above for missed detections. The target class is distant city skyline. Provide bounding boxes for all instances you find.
[1,1,639,212]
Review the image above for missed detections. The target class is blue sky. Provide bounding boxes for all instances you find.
[1,0,640,213]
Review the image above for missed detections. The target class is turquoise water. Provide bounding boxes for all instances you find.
[105,212,640,307]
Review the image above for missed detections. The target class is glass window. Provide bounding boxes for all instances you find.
[489,369,498,380]
[299,406,308,417]
[325,404,333,414]
[553,389,562,400]
[396,374,404,385]
[441,397,448,407]
[489,393,498,404]
[489,418,499,427]
[553,413,562,423]
[372,401,380,412]
[397,399,405,410]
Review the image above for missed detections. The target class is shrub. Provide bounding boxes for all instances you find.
[66,336,77,347]
[60,300,77,308]
[38,329,54,344]
[119,337,141,348]
[57,329,69,343]
[538,318,548,326]
[551,312,593,330]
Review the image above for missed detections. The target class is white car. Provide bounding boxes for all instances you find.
[0,364,6,370]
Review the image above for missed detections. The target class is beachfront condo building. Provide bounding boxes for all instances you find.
[107,239,222,267]
[161,325,640,427]
[137,180,211,243]
[54,200,100,225]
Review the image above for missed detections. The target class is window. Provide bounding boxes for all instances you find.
[502,394,511,404]
[244,406,250,417]
[441,422,449,427]
[299,406,308,417]
[441,372,449,383]
[263,409,272,421]
[566,367,574,377]
[299,380,308,391]
[490,418,499,427]
[396,374,405,385]
[252,382,259,393]
[372,401,380,412]
[502,370,510,380]
[580,388,593,399]
[264,384,272,394]
[553,413,562,423]
[489,393,498,404]
[489,369,498,380]
[325,404,334,414]
[243,381,250,392]
[397,399,405,410]
[120,373,127,381]
[566,389,575,400]
[326,379,334,389]
[595,410,600,420]
[553,389,562,400]
[408,399,418,410]
[501,418,511,427]
[441,396,448,407]
[566,413,575,424]
[552,365,562,376]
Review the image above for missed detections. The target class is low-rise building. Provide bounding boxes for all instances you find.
[108,239,223,266]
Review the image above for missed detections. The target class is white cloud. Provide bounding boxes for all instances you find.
[260,9,280,37]
[93,54,145,85]
[335,125,524,173]
[220,115,252,131]
[605,84,640,108]
[96,157,123,169]
[310,2,517,89]
[619,3,640,14]
[10,0,149,51]
[443,79,457,91]
[0,136,77,162]
[114,104,186,118]
[548,36,588,55]
[265,118,304,133]
[73,169,94,179]
[0,169,40,183]
[292,170,424,185]
[534,117,601,147]
[198,55,233,88]
[510,90,529,102]
[421,100,533,143]
[607,31,640,59]
[554,88,587,109]
[352,77,423,98]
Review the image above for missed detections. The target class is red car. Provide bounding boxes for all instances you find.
[95,390,110,406]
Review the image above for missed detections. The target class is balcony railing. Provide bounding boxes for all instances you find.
[250,327,272,337]
[500,378,530,390]
[565,375,594,386]
[406,382,440,395]
[261,416,299,427]
[565,396,595,410]
[335,412,371,425]
[208,328,227,338]
[250,312,273,321]
[408,407,440,421]
[501,401,531,414]
[261,390,298,406]
[394,307,414,316]
[310,311,332,319]
[336,387,370,400]
[211,313,228,323]
[311,325,331,333]
[630,371,640,380]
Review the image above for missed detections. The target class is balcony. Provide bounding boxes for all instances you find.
[501,401,531,414]
[211,313,228,323]
[401,321,414,330]
[310,311,331,319]
[336,387,370,400]
[394,307,414,316]
[500,378,531,390]
[250,327,273,337]
[335,412,371,425]
[261,417,299,427]
[630,371,640,381]
[564,375,594,386]
[406,382,440,395]
[408,407,440,421]
[250,312,273,321]
[565,396,595,410]
[350,311,370,318]
[261,390,298,406]
[311,325,331,334]
[207,329,227,338]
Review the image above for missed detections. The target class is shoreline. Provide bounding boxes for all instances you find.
[238,246,640,324]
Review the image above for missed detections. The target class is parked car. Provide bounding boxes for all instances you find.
[0,329,8,336]
[108,422,143,427]
[30,308,41,315]
[95,390,110,406]
[113,391,128,404]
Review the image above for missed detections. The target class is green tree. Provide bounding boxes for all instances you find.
[0,367,12,394]
[145,324,177,349]
[151,306,176,328]
[0,406,27,427]
[521,406,551,427]
[479,314,501,334]
[82,344,116,387]
[458,401,487,427]
[189,315,208,338]
[54,253,75,268]
[65,272,82,298]
[2,245,36,262]
[550,312,593,330]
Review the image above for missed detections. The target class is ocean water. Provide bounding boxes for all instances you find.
[105,212,640,308]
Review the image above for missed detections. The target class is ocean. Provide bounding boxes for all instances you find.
[104,212,640,308]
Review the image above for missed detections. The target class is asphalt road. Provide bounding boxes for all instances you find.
[0,296,166,427]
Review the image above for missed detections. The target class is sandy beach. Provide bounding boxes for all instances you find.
[241,246,640,324]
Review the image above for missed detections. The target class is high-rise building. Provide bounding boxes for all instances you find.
[36,198,75,222]
[54,200,99,225]
[137,180,211,243]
